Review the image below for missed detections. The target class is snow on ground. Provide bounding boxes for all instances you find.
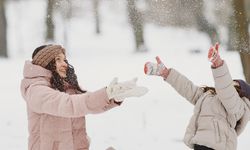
[1,0,250,149]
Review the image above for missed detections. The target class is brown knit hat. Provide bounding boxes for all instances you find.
[32,45,65,68]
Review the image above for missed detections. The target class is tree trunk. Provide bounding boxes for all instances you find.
[127,0,147,52]
[195,15,219,44]
[240,54,250,82]
[227,14,238,51]
[0,0,7,57]
[246,0,250,20]
[232,0,250,82]
[63,0,73,49]
[93,0,100,34]
[46,0,55,41]
[194,0,219,45]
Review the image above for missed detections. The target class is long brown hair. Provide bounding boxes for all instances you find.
[32,45,86,93]
[202,85,243,97]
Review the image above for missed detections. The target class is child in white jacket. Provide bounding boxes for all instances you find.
[144,43,250,150]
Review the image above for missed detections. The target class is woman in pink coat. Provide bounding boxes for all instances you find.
[144,44,250,150]
[20,44,148,150]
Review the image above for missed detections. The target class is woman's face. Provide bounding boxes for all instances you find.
[55,53,68,78]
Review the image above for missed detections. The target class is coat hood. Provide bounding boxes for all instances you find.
[23,61,51,78]
[20,61,52,99]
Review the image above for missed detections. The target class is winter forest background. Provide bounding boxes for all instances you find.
[0,0,250,149]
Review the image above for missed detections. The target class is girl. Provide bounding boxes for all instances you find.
[144,44,250,150]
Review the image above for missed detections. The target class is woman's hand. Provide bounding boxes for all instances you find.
[106,77,148,102]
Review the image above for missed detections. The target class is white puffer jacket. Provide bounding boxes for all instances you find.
[165,62,250,150]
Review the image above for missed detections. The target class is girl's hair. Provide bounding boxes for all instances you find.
[202,85,243,97]
[32,45,86,93]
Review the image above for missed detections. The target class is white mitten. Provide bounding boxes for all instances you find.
[144,56,166,76]
[207,43,224,68]
[144,56,169,78]
[106,77,148,102]
[144,62,165,76]
[208,43,219,63]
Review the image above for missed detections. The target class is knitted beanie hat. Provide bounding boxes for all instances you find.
[235,79,250,100]
[32,44,65,68]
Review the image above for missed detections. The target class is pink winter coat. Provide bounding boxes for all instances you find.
[20,61,119,150]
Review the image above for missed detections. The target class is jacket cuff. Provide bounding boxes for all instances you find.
[212,61,233,90]
[212,61,228,78]
[164,68,175,83]
[85,87,111,110]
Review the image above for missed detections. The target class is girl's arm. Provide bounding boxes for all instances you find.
[164,68,204,105]
[145,56,204,105]
[209,43,245,117]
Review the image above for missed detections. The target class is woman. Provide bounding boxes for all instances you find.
[20,44,148,150]
[144,43,250,150]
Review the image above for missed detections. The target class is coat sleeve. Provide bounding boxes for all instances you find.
[212,62,245,118]
[24,81,118,118]
[164,68,204,105]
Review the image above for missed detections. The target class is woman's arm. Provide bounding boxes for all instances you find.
[25,82,117,118]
